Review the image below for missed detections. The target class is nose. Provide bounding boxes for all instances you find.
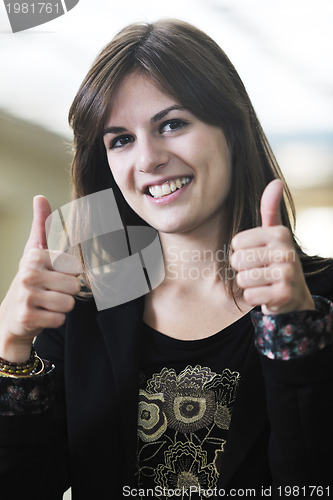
[135,136,169,173]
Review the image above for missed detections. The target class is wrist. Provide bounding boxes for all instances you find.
[297,288,315,312]
[0,297,34,363]
[0,334,34,364]
[0,347,44,378]
[251,295,333,361]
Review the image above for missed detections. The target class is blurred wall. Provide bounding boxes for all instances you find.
[273,137,333,257]
[0,112,72,300]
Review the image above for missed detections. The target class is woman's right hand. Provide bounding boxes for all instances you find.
[0,196,82,363]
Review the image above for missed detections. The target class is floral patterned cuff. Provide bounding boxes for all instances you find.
[251,296,333,360]
[0,360,55,416]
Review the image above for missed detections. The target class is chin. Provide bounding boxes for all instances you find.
[149,218,198,235]
[130,204,195,234]
[147,222,183,234]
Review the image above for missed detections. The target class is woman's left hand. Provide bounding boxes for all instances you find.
[230,179,315,315]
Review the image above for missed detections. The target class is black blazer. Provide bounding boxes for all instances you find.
[0,267,333,499]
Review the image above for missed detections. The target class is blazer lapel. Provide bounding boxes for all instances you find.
[219,340,269,487]
[97,295,145,484]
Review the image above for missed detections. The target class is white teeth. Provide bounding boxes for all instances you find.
[162,183,171,195]
[148,177,191,199]
[153,185,163,198]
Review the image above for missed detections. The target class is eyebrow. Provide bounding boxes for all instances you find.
[103,105,186,136]
[151,105,186,123]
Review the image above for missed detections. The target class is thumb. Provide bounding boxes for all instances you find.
[24,195,52,253]
[260,179,284,227]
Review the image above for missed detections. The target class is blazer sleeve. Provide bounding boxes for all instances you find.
[0,321,70,499]
[251,274,333,492]
[259,344,333,490]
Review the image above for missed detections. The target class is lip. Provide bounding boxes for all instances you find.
[144,177,193,205]
[141,175,192,194]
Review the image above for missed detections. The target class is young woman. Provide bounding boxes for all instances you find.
[0,20,332,499]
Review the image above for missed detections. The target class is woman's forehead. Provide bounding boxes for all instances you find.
[106,72,181,126]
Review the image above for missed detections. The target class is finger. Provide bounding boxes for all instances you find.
[43,272,82,296]
[243,286,273,307]
[231,247,269,270]
[27,310,67,331]
[32,290,76,314]
[24,268,81,296]
[232,227,268,250]
[24,196,52,253]
[260,179,284,227]
[231,245,296,271]
[21,248,82,276]
[51,251,83,275]
[232,224,291,251]
[236,266,284,289]
[243,281,300,313]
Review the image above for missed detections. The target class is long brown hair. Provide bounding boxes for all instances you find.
[68,19,326,294]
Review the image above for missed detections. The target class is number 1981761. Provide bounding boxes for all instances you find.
[5,3,60,14]
[278,486,330,497]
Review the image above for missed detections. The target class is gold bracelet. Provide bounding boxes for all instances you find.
[0,357,44,378]
[0,347,37,372]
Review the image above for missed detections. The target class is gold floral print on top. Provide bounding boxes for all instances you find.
[136,365,240,498]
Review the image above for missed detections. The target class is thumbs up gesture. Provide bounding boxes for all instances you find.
[0,196,82,363]
[230,180,315,315]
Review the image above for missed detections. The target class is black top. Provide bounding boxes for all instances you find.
[137,313,254,496]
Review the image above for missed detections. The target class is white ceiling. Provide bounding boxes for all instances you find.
[1,0,332,140]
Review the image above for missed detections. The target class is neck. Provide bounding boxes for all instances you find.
[158,218,234,293]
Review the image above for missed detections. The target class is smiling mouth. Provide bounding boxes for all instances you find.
[146,177,192,199]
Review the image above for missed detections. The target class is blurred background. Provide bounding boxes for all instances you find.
[1,0,333,303]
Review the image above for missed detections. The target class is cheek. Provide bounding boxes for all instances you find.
[196,138,231,180]
[107,158,131,193]
[108,164,142,217]
[205,142,232,203]
[212,135,232,178]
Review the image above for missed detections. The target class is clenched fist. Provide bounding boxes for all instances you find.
[0,196,82,363]
[230,180,314,315]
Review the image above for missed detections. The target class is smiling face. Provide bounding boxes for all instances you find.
[103,72,232,236]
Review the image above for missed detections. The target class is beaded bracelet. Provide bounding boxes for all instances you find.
[0,347,36,368]
[0,348,44,378]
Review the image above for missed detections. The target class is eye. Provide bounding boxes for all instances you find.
[109,135,134,150]
[160,119,188,134]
